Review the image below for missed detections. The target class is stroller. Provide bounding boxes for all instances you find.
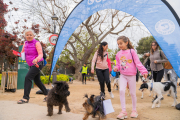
[69,77,73,84]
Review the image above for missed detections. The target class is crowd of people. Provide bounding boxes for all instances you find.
[16,28,179,119]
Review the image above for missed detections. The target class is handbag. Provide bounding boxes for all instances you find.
[130,49,139,82]
[107,53,112,72]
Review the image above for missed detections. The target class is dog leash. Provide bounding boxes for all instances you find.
[150,71,153,91]
[34,62,54,88]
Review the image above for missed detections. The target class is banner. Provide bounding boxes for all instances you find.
[51,0,180,77]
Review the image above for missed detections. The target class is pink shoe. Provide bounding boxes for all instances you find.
[117,111,128,119]
[130,110,138,118]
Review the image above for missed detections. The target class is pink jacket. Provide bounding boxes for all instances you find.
[91,51,108,70]
[115,49,148,75]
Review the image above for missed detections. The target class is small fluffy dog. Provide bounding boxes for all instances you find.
[82,93,106,120]
[113,78,119,90]
[140,77,155,99]
[139,79,177,108]
[46,81,71,116]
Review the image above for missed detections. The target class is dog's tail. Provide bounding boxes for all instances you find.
[170,81,176,93]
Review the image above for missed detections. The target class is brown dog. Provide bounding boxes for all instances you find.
[82,94,106,120]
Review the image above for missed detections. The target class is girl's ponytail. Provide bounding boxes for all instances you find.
[127,37,134,49]
[117,36,134,49]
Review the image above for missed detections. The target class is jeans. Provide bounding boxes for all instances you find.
[96,68,111,94]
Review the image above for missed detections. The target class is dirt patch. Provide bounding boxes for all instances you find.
[0,79,180,120]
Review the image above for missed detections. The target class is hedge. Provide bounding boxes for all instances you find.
[40,74,69,84]
[0,74,70,85]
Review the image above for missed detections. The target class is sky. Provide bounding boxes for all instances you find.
[4,0,180,50]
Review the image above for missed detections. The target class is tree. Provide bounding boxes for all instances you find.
[136,36,156,62]
[0,0,19,72]
[66,10,135,79]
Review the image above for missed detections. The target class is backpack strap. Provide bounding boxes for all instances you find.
[159,50,162,59]
[130,49,135,65]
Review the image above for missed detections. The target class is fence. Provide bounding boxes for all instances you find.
[1,71,17,93]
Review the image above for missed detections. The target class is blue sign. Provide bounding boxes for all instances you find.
[51,0,180,77]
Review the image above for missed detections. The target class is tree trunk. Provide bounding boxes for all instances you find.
[74,66,82,81]
[0,58,3,73]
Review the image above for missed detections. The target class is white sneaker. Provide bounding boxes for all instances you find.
[109,92,114,98]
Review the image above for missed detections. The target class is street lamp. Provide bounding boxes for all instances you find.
[51,14,58,34]
[51,14,58,83]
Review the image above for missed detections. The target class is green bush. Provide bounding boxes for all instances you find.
[40,74,69,84]
[40,75,53,84]
[57,74,69,82]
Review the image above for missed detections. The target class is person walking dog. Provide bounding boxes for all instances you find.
[17,29,48,104]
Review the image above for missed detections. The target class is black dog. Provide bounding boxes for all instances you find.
[47,81,70,116]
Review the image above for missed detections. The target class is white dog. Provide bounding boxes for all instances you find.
[139,79,177,108]
[113,78,119,90]
[140,77,155,99]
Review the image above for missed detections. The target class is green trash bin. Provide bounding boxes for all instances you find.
[17,45,33,89]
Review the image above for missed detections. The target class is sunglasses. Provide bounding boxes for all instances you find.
[151,45,157,46]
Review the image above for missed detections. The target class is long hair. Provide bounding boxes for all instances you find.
[117,36,134,49]
[97,42,108,61]
[150,41,159,54]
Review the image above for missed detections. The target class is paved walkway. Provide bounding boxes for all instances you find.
[0,101,116,120]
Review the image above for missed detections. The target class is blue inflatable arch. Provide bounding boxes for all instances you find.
[51,0,180,77]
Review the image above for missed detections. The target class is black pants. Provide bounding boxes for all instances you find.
[96,68,111,94]
[152,69,164,82]
[23,61,48,100]
[82,73,87,83]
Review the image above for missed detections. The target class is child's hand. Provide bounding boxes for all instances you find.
[143,73,148,79]
[91,69,94,74]
[114,67,118,72]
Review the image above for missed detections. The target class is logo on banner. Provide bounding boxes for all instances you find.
[155,19,175,35]
[88,0,106,5]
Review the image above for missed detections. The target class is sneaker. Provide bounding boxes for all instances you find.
[117,111,127,119]
[167,94,170,97]
[109,92,114,98]
[130,110,138,118]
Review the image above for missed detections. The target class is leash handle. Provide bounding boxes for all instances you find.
[34,63,39,68]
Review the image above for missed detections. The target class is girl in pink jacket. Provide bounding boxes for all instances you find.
[114,36,148,119]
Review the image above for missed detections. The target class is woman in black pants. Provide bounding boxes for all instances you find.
[144,41,168,82]
[144,41,168,100]
[17,29,48,104]
[91,42,114,98]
